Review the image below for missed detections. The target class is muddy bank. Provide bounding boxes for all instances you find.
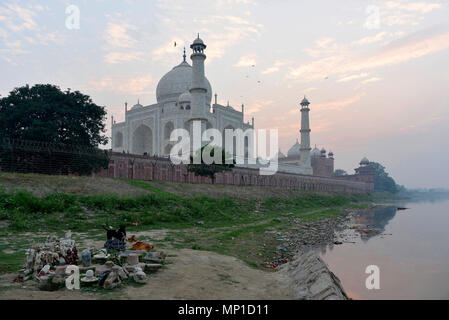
[0,248,293,300]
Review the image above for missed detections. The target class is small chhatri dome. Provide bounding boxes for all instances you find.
[328,150,334,158]
[191,33,206,52]
[311,145,321,158]
[300,95,310,107]
[277,150,286,159]
[178,91,191,103]
[193,36,204,45]
[131,99,143,110]
[287,139,301,157]
[320,148,327,157]
[360,157,370,166]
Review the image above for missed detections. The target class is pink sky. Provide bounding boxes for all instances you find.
[1,0,449,188]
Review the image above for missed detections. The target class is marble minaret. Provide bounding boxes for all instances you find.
[189,34,208,153]
[300,96,312,170]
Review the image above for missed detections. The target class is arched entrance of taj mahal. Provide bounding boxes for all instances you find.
[132,125,153,155]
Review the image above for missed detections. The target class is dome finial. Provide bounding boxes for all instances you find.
[183,47,186,62]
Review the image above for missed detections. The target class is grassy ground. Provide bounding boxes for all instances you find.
[0,172,375,274]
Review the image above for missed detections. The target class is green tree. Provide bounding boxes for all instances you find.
[368,161,398,193]
[187,144,235,184]
[334,169,347,176]
[0,84,109,175]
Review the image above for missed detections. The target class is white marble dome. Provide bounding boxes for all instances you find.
[156,60,212,104]
[287,139,301,157]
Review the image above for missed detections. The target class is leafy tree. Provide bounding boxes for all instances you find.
[187,144,235,184]
[368,161,398,193]
[0,84,109,175]
[334,169,348,176]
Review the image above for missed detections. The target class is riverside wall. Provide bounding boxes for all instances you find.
[93,152,374,194]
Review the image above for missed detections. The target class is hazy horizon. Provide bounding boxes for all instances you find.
[1,0,449,189]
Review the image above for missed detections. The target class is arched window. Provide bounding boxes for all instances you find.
[164,121,175,140]
[114,132,123,148]
[186,105,191,110]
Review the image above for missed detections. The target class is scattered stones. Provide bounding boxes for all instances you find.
[81,270,98,284]
[145,264,163,272]
[81,249,91,267]
[93,249,110,261]
[16,231,167,292]
[132,267,147,284]
[103,268,121,289]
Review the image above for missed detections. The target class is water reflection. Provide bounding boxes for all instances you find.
[351,206,398,242]
[319,199,449,299]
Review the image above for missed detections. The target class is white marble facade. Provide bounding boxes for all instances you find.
[111,39,253,157]
[111,36,313,176]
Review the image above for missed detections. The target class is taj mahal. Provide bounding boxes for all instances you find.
[111,35,335,177]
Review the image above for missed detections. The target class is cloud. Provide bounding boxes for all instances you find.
[152,38,187,61]
[351,32,388,46]
[288,26,449,82]
[245,99,274,115]
[104,52,145,64]
[151,1,262,63]
[0,2,37,32]
[105,22,138,48]
[0,1,64,64]
[385,1,442,14]
[88,74,154,95]
[261,60,287,74]
[381,1,443,27]
[234,55,257,67]
[337,72,370,83]
[301,93,365,112]
[361,77,382,84]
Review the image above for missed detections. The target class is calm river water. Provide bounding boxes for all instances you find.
[319,199,449,300]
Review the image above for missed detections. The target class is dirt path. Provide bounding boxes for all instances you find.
[0,248,293,300]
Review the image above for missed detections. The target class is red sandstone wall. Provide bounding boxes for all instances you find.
[311,157,334,177]
[93,152,374,193]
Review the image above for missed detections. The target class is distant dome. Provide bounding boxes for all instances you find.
[272,150,286,161]
[328,150,334,158]
[311,147,321,158]
[320,148,327,157]
[360,157,370,166]
[287,139,301,157]
[131,101,143,110]
[156,60,212,104]
[178,91,191,103]
[278,151,286,159]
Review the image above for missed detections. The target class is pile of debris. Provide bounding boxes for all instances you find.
[15,227,167,291]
